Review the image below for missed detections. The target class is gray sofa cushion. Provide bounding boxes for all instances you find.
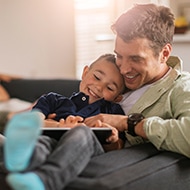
[66,143,190,190]
[1,79,190,190]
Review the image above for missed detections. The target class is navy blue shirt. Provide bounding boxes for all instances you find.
[33,92,125,121]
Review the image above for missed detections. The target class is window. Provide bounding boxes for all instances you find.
[74,0,116,79]
[74,0,159,78]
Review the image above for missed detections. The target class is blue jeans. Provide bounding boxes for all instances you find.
[27,126,104,190]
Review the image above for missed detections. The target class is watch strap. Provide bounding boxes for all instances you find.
[127,113,144,136]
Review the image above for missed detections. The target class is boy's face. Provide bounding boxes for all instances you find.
[80,59,124,104]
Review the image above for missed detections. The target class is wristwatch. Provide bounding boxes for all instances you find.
[127,113,144,136]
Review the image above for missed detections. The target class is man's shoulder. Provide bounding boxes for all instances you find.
[167,56,182,71]
[175,71,190,86]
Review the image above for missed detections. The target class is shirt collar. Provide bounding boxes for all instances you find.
[71,92,106,110]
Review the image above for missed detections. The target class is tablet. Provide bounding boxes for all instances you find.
[42,127,112,144]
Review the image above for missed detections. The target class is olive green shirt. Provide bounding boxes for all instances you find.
[126,56,190,158]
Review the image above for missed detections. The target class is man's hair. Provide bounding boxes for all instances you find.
[111,4,175,56]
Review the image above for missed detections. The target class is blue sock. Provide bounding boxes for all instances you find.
[7,172,45,190]
[4,111,42,172]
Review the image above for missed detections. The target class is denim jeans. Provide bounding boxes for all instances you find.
[27,126,104,190]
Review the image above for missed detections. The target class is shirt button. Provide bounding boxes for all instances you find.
[82,96,86,101]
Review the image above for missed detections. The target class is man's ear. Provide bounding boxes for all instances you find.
[114,95,123,102]
[81,66,89,79]
[160,43,172,63]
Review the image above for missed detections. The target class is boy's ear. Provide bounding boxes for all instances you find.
[114,95,123,102]
[81,66,89,79]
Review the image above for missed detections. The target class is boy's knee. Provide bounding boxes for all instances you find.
[71,126,94,142]
[72,126,92,135]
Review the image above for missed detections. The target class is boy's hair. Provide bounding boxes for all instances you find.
[89,54,127,94]
[89,54,116,68]
[111,4,175,57]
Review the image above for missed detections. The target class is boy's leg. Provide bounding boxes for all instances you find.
[4,111,43,172]
[7,172,45,190]
[26,135,57,170]
[7,126,104,190]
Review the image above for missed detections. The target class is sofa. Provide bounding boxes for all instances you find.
[1,78,190,190]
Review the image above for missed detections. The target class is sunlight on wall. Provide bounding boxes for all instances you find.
[0,0,76,79]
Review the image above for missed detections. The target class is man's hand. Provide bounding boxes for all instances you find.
[84,114,128,132]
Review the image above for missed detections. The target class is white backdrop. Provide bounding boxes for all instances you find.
[0,0,76,79]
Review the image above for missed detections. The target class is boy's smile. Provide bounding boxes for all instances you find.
[80,59,124,104]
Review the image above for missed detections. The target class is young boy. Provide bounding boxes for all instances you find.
[32,53,125,126]
[4,54,126,190]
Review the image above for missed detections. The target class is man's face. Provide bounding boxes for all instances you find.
[114,36,166,90]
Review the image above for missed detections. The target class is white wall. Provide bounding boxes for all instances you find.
[0,0,76,79]
[169,0,190,72]
[1,0,189,79]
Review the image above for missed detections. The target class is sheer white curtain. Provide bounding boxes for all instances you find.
[74,0,117,79]
[74,0,156,79]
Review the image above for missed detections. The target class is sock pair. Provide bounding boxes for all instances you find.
[4,111,45,190]
[7,173,45,190]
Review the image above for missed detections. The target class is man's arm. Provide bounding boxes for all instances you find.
[135,120,147,138]
[84,114,128,132]
[85,114,148,137]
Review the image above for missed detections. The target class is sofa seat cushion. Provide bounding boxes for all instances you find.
[65,143,190,190]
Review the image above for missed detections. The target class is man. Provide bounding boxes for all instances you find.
[85,3,190,158]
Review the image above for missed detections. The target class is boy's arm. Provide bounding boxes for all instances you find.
[102,138,124,152]
[97,122,125,152]
[40,112,61,128]
[43,114,84,128]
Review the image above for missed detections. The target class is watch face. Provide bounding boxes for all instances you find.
[128,113,144,122]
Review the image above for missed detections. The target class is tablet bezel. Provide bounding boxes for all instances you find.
[42,127,112,144]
